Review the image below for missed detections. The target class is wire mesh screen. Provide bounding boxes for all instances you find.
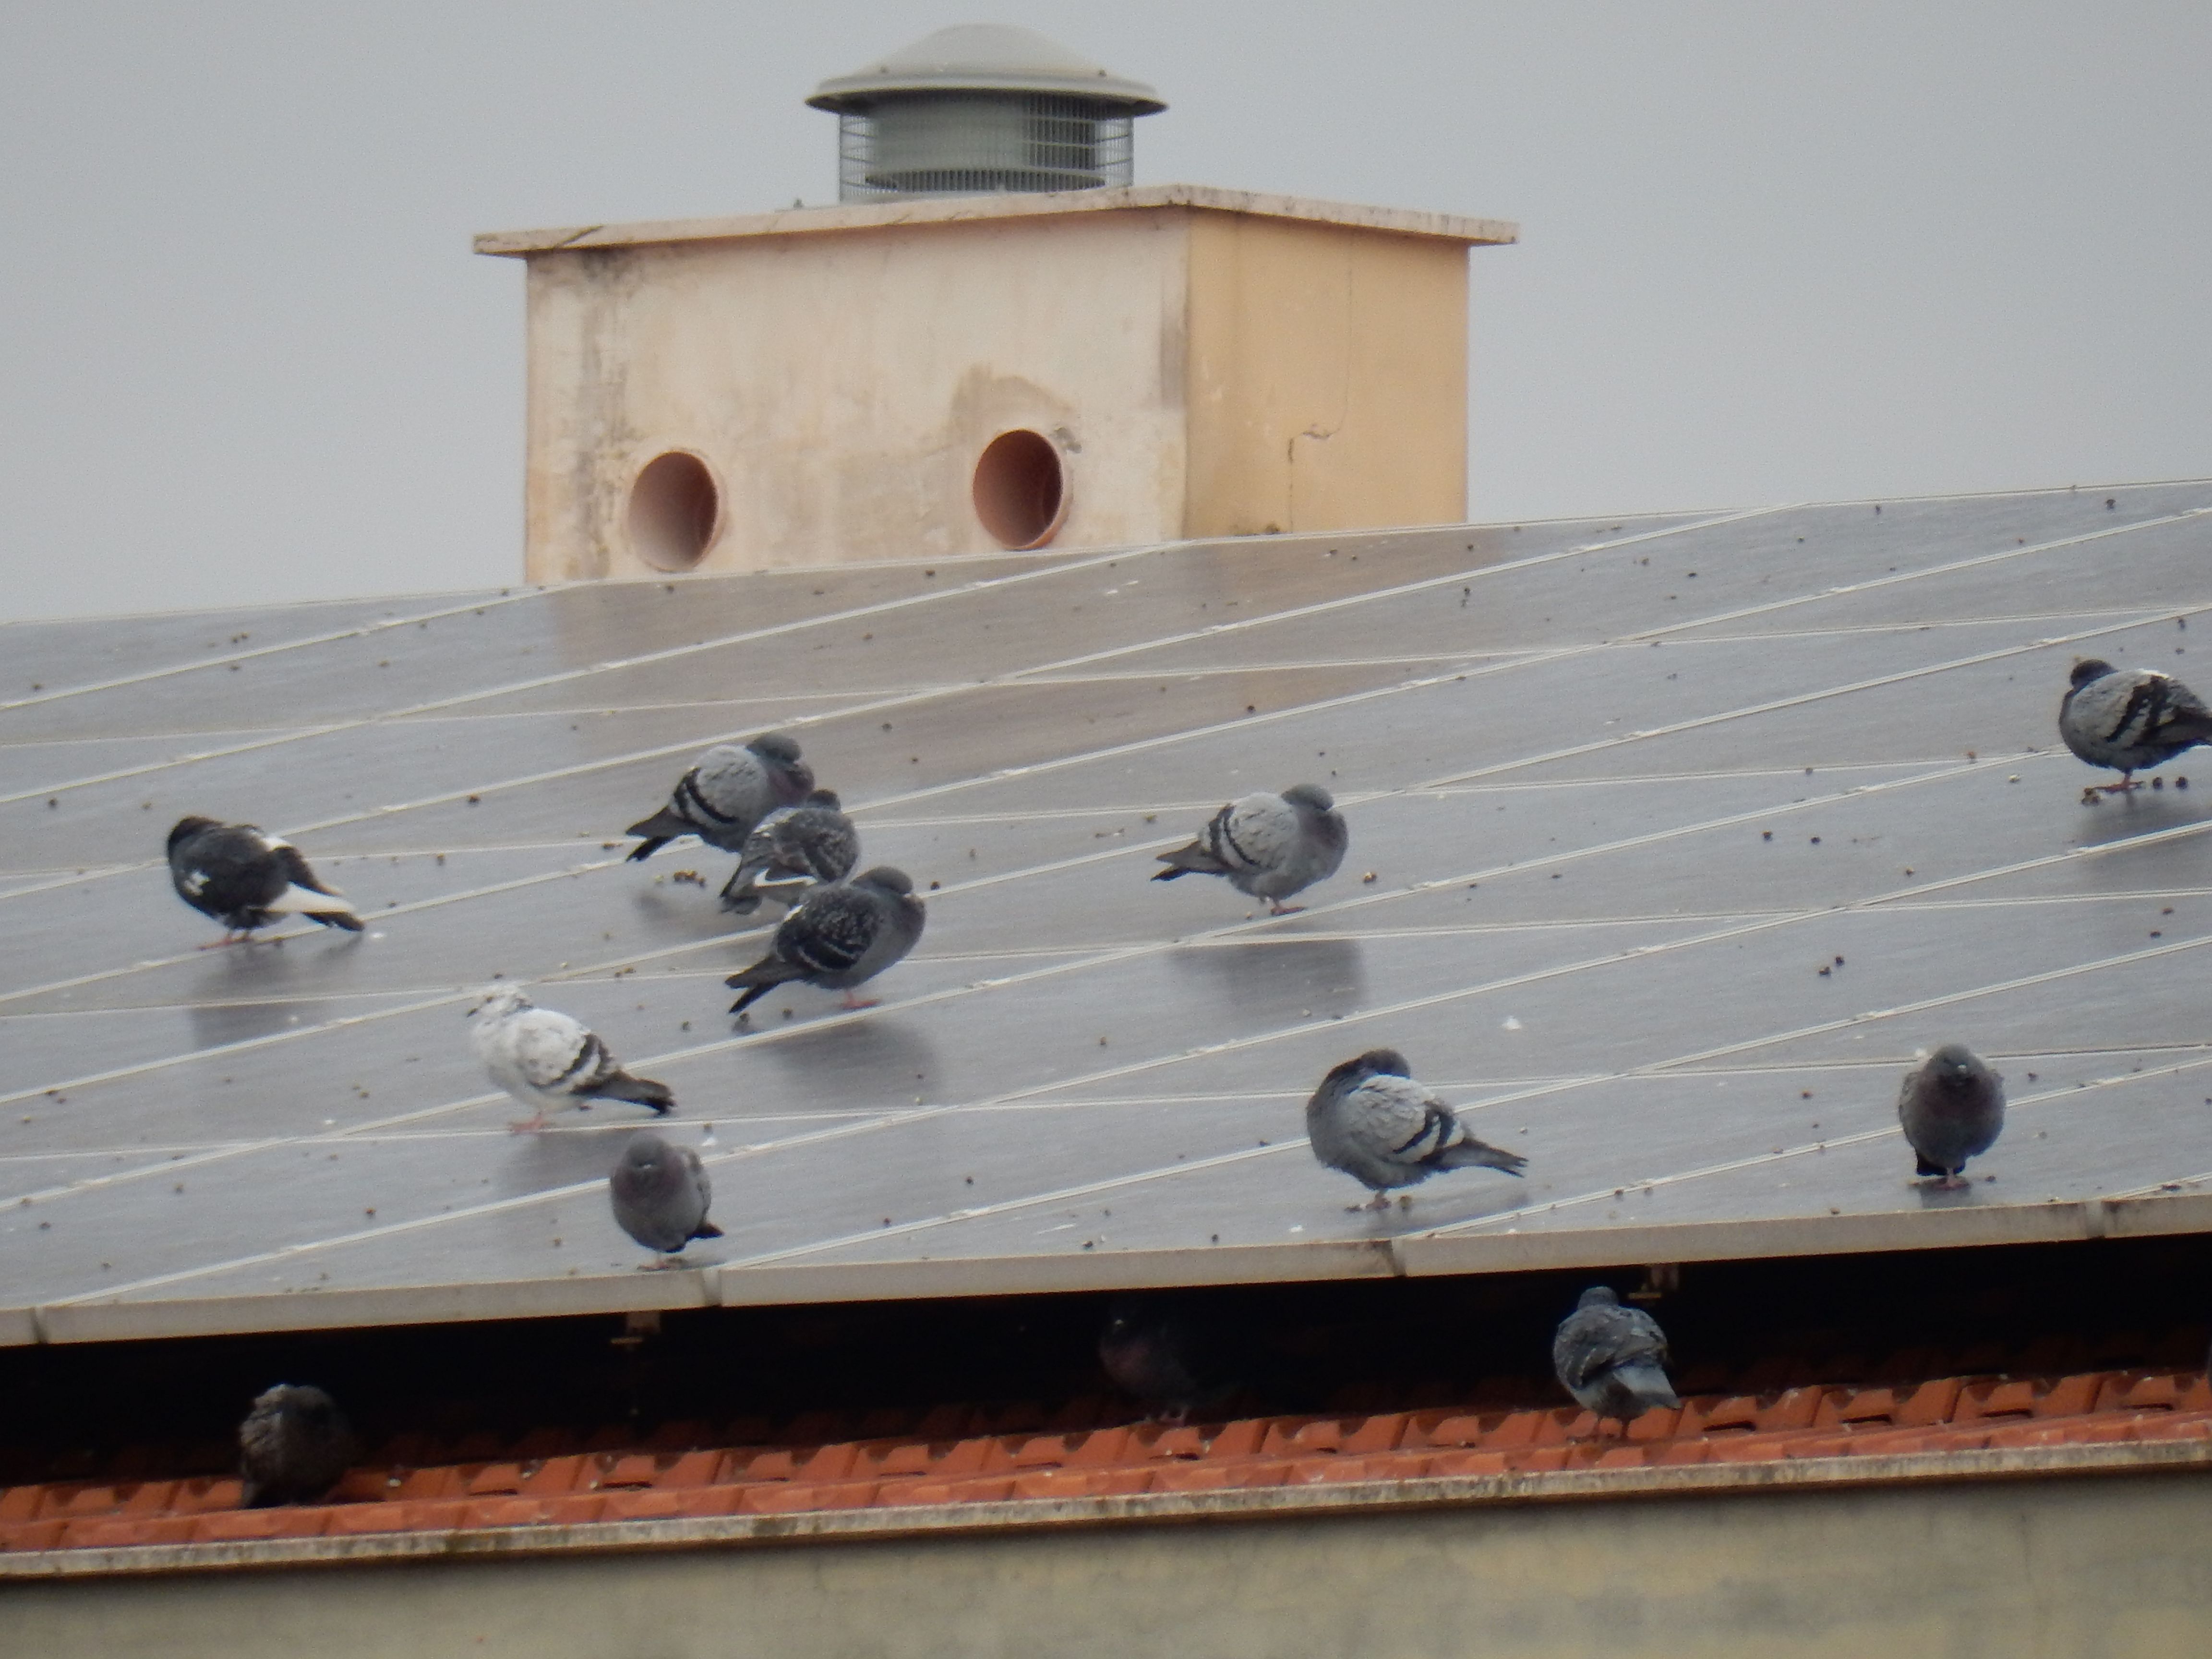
[837,95,1134,201]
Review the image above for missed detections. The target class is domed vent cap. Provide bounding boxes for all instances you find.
[808,24,1165,203]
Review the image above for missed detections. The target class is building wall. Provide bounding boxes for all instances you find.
[8,1475,2207,1659]
[1182,213,1468,540]
[522,210,1193,582]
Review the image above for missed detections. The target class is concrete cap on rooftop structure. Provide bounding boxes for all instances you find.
[806,23,1166,115]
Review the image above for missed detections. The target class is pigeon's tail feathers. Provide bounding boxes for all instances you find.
[1153,843,1228,881]
[721,890,763,915]
[1434,1138,1528,1178]
[1611,1361,1679,1412]
[271,884,363,928]
[625,809,689,858]
[727,958,803,1014]
[693,1219,725,1241]
[593,1071,674,1113]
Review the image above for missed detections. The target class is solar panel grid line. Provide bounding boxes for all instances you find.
[0,588,532,715]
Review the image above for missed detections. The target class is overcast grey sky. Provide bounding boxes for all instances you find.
[1,2,2205,621]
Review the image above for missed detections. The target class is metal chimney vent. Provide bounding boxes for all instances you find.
[808,24,1165,204]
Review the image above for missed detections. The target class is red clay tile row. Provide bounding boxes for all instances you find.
[4,1368,2205,1554]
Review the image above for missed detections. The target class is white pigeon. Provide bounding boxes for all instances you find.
[467,984,674,1132]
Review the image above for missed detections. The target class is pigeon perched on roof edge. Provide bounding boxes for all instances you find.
[626,733,814,861]
[610,1131,722,1267]
[1153,784,1347,914]
[166,817,364,946]
[1305,1048,1526,1210]
[1898,1043,2004,1189]
[1552,1287,1679,1434]
[239,1383,356,1507]
[727,867,926,1016]
[469,984,674,1133]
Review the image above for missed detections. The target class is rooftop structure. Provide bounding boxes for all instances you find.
[806,24,1166,203]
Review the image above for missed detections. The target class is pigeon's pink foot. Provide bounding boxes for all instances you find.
[507,1113,551,1134]
[197,933,247,951]
[638,1255,686,1272]
[839,992,879,1010]
[1354,1190,1394,1212]
[1266,901,1306,916]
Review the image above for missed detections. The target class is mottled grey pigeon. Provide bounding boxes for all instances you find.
[2060,659,2212,796]
[625,733,814,861]
[1098,1297,1240,1424]
[726,867,926,1015]
[468,984,674,1132]
[1305,1048,1526,1210]
[1552,1287,1679,1432]
[239,1383,357,1507]
[1152,784,1348,914]
[609,1131,723,1267]
[166,817,363,946]
[720,789,860,914]
[1897,1043,2004,1188]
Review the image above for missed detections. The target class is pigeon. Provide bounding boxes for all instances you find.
[726,866,926,1015]
[239,1383,357,1507]
[166,817,364,946]
[468,984,674,1132]
[1098,1298,1240,1423]
[1152,784,1347,914]
[609,1131,723,1267]
[1897,1043,2004,1189]
[719,789,860,914]
[1305,1049,1527,1210]
[1551,1287,1680,1434]
[625,733,814,861]
[2059,659,2212,797]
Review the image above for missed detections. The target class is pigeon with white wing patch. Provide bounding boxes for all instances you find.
[625,733,814,862]
[468,984,674,1132]
[1305,1048,1526,1210]
[166,817,363,946]
[1152,784,1346,914]
[720,789,860,914]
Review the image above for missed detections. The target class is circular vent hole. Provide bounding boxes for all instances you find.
[971,430,1068,550]
[627,452,719,570]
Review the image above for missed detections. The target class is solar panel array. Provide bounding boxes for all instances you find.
[6,481,2212,1344]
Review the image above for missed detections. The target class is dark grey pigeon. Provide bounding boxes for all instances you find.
[1305,1048,1527,1210]
[609,1131,723,1267]
[1098,1298,1240,1424]
[166,817,364,946]
[720,789,861,914]
[1898,1043,2004,1188]
[626,733,814,861]
[726,866,925,1015]
[1152,784,1348,914]
[1552,1287,1679,1433]
[2059,659,2212,797]
[239,1383,357,1507]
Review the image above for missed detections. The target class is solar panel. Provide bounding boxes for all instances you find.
[6,484,2212,1344]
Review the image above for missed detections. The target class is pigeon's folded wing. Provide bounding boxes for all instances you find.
[682,1145,712,1211]
[506,1010,608,1091]
[779,888,880,977]
[1555,1305,1669,1391]
[1214,795,1300,872]
[1338,1074,1458,1166]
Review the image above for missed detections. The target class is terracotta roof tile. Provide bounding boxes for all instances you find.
[4,1365,2207,1561]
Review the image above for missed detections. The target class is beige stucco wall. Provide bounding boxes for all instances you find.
[1183,213,1469,540]
[8,1475,2208,1659]
[523,210,1193,582]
